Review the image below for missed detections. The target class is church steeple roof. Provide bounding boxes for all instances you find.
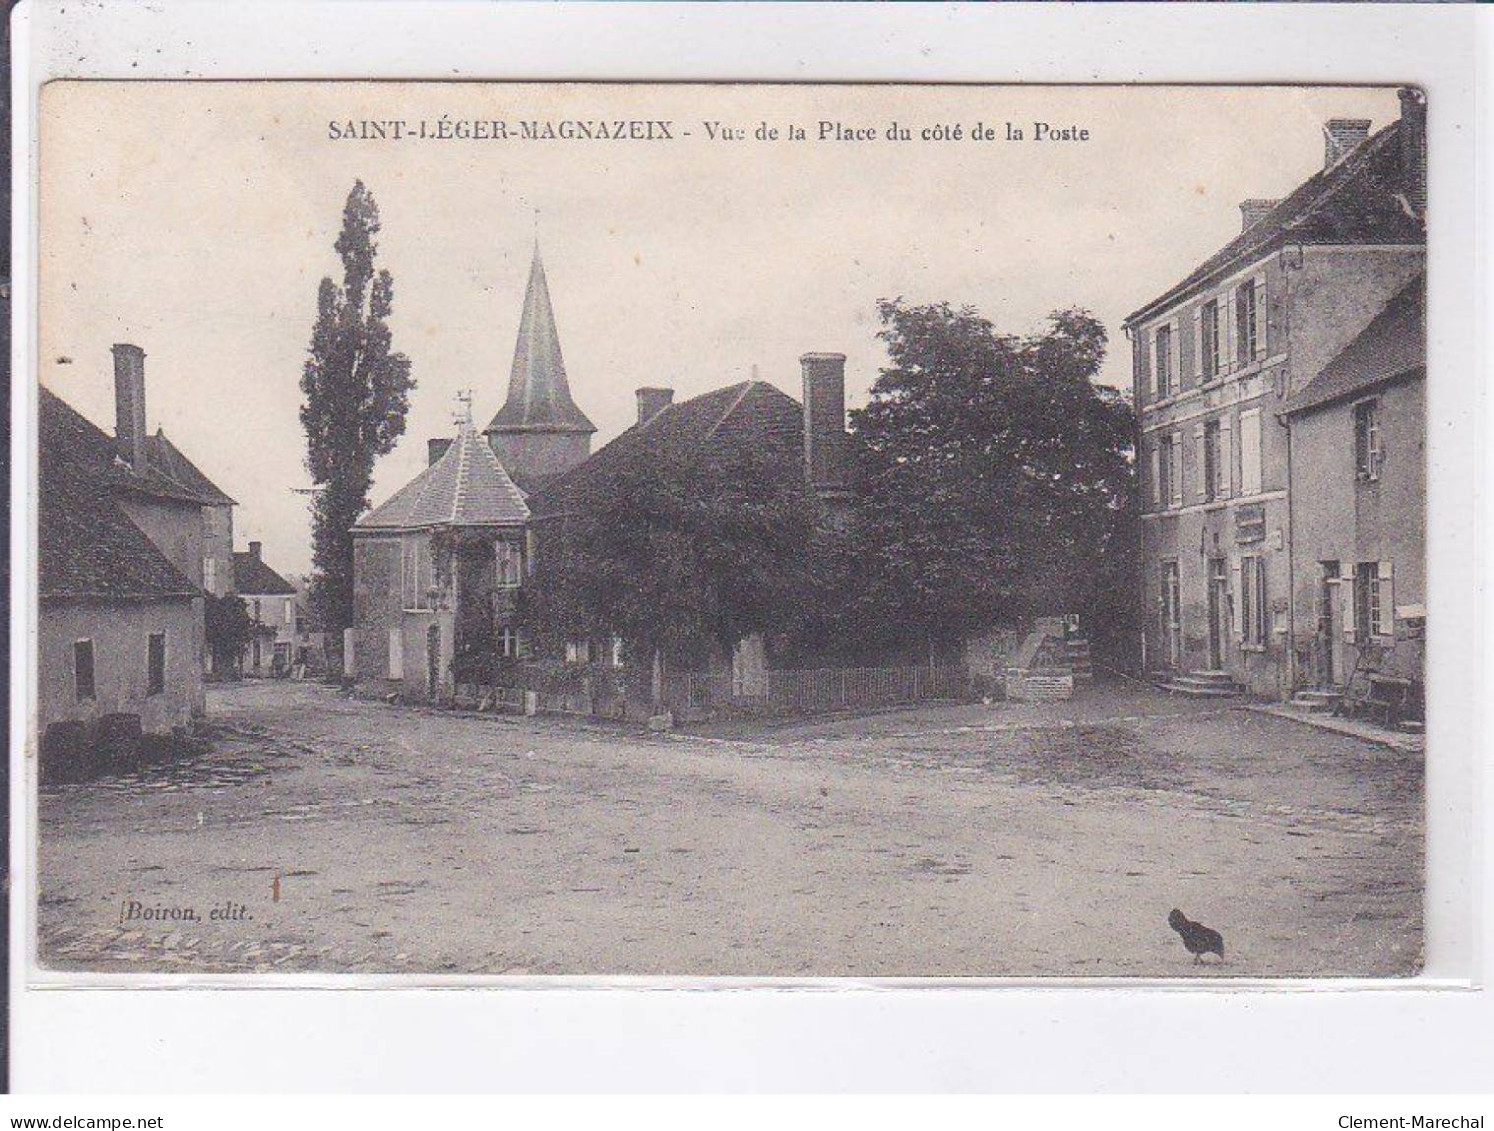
[483,242,596,436]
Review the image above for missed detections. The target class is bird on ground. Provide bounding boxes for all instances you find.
[1168,908,1225,964]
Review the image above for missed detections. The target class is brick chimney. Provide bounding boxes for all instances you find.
[800,352,849,498]
[428,437,453,466]
[1398,87,1427,212]
[248,541,262,562]
[112,343,148,470]
[1323,118,1372,168]
[635,387,674,426]
[1239,199,1279,232]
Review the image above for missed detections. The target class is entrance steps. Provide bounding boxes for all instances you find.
[1155,669,1242,699]
[1291,689,1342,715]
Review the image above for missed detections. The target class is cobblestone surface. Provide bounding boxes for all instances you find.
[35,680,1423,977]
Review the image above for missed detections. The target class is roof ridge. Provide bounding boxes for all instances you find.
[703,381,756,445]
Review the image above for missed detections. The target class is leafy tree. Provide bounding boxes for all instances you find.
[300,181,414,639]
[849,299,1138,661]
[523,446,817,674]
[204,593,255,677]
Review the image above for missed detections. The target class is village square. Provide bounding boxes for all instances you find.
[33,86,1427,977]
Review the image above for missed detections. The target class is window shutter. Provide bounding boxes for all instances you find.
[1342,564,1358,643]
[1253,277,1267,358]
[1152,327,1164,397]
[1240,409,1262,495]
[1170,432,1183,508]
[1149,445,1161,507]
[1193,423,1208,501]
[1224,289,1237,372]
[1192,307,1203,381]
[1170,319,1181,387]
[1219,415,1233,498]
[1377,561,1396,637]
[1231,559,1244,639]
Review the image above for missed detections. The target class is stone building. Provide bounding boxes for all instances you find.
[349,419,530,699]
[1123,91,1425,699]
[1281,272,1425,699]
[233,541,299,676]
[38,384,208,774]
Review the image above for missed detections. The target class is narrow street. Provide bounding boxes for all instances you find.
[37,679,1422,978]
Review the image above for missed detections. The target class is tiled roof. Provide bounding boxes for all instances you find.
[232,551,297,596]
[147,430,236,506]
[1282,274,1425,417]
[354,420,531,531]
[484,244,597,436]
[38,382,231,506]
[39,386,199,601]
[1125,120,1424,327]
[530,381,804,518]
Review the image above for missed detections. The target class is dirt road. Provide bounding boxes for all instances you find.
[36,679,1422,977]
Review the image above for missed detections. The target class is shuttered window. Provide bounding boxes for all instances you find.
[1200,300,1221,380]
[495,541,522,589]
[1240,557,1268,646]
[1154,324,1173,398]
[1354,399,1384,481]
[401,537,434,610]
[147,633,166,697]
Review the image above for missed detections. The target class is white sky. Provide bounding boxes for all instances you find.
[39,82,1401,575]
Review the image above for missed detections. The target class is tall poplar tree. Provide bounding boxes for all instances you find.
[300,181,414,642]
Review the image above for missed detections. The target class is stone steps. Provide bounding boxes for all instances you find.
[1154,670,1242,698]
[1291,689,1342,714]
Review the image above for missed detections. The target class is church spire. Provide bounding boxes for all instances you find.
[484,241,596,437]
[482,240,597,488]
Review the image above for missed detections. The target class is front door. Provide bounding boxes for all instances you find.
[1162,562,1182,670]
[1207,557,1229,671]
[1319,562,1341,687]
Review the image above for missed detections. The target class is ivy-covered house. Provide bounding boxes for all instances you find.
[348,419,530,699]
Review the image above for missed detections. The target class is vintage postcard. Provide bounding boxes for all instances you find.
[31,81,1427,979]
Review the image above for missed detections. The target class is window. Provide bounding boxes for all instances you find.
[1156,435,1173,508]
[1239,409,1263,496]
[1201,299,1220,380]
[499,627,521,659]
[1235,283,1258,364]
[1354,399,1384,481]
[283,599,294,627]
[1203,419,1221,502]
[1240,557,1268,646]
[147,632,166,696]
[495,541,522,589]
[73,640,95,702]
[251,598,261,622]
[401,537,434,610]
[1353,562,1380,641]
[203,556,217,592]
[1153,324,1173,399]
[566,639,594,664]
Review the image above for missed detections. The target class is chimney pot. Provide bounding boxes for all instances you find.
[428,437,453,466]
[635,387,674,426]
[1238,199,1279,233]
[800,352,849,499]
[111,343,148,471]
[248,541,262,562]
[1323,118,1372,168]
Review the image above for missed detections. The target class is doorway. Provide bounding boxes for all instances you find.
[1320,562,1341,687]
[1207,557,1229,671]
[1162,562,1182,670]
